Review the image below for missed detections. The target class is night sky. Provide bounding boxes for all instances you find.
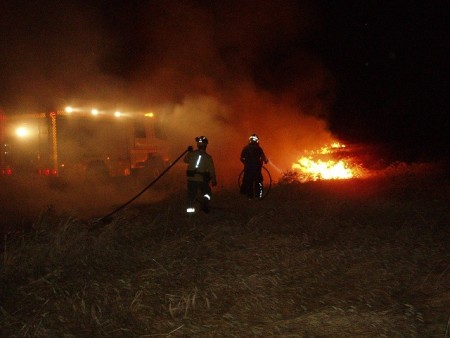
[1,0,449,164]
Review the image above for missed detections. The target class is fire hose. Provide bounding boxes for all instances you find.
[96,147,190,224]
[237,166,272,200]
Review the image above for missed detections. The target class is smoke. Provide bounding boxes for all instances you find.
[123,0,337,185]
[1,0,339,187]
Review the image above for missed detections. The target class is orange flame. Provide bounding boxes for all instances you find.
[292,143,363,182]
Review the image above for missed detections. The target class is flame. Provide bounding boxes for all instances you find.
[293,157,354,181]
[291,143,362,182]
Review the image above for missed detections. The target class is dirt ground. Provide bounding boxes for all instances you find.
[0,163,449,337]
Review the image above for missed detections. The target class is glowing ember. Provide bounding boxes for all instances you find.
[313,142,346,155]
[292,143,362,182]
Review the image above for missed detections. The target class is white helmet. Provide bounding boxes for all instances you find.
[195,136,209,144]
[249,134,259,144]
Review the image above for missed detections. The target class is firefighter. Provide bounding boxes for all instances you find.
[240,133,268,199]
[184,136,217,213]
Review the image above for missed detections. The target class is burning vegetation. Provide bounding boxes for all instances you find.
[287,142,365,183]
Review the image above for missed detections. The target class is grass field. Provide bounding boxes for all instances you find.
[1,162,449,337]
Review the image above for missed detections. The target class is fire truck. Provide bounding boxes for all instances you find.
[0,106,169,184]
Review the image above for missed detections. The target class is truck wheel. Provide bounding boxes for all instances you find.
[86,161,109,184]
[147,156,165,177]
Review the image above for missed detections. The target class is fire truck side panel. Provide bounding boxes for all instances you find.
[0,113,51,176]
[0,111,168,181]
[56,116,130,179]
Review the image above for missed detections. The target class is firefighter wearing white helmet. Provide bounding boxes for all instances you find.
[240,133,268,199]
[184,136,217,213]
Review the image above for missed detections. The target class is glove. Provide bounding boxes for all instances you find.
[187,146,193,152]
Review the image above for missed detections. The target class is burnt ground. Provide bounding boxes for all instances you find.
[0,162,449,337]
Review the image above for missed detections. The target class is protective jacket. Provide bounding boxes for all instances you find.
[240,144,267,172]
[184,149,217,184]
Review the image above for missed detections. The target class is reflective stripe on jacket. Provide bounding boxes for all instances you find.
[184,150,216,182]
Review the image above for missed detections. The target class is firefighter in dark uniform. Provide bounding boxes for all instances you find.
[240,134,268,199]
[184,136,217,213]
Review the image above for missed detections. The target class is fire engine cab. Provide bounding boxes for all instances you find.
[0,106,169,183]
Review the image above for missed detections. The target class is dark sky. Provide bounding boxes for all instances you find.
[1,0,449,163]
[321,1,450,161]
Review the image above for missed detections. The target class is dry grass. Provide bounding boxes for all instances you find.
[1,163,449,337]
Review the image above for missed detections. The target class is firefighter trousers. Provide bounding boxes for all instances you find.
[241,170,263,199]
[187,180,211,212]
